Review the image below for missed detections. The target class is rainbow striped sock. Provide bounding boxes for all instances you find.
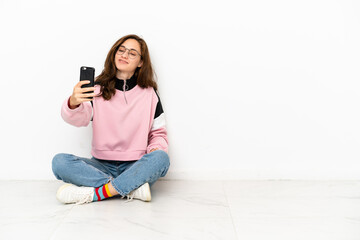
[93,183,113,201]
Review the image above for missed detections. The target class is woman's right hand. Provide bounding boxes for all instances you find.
[69,81,96,109]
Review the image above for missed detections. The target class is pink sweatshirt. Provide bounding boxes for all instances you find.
[61,76,168,161]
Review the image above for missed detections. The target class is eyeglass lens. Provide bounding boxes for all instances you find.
[118,46,139,59]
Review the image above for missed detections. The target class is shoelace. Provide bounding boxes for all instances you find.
[75,193,94,205]
[121,192,135,203]
[122,79,128,104]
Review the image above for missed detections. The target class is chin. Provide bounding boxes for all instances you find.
[115,65,127,71]
[116,66,136,74]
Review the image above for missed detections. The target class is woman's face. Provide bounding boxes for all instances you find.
[114,38,143,74]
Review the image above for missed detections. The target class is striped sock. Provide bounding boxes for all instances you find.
[93,183,113,201]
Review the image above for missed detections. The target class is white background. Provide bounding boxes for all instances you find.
[0,0,359,180]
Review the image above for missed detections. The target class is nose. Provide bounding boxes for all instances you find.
[122,50,129,58]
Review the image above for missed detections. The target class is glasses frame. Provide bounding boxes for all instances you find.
[116,45,142,59]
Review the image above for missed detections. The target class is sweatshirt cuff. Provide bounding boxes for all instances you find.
[66,97,82,111]
[146,145,168,154]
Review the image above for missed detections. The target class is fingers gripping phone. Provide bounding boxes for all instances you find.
[80,66,95,99]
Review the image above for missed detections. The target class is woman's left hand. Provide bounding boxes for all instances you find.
[149,148,159,153]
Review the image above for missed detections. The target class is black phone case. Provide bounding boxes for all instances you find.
[80,66,95,99]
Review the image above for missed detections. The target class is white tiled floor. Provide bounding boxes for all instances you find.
[0,180,359,240]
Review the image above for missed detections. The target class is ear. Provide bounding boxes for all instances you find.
[138,60,143,68]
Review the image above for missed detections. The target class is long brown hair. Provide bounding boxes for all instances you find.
[95,34,158,100]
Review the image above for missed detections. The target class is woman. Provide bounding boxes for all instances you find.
[52,34,170,205]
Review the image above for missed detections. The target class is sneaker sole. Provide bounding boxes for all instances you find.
[56,183,73,203]
[143,182,151,202]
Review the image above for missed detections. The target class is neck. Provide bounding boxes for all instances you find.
[116,71,134,80]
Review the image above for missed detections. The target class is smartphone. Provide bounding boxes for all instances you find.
[79,66,95,99]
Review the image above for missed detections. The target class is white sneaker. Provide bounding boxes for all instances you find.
[56,183,95,205]
[123,182,151,202]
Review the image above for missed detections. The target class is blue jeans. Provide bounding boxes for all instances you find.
[51,150,170,196]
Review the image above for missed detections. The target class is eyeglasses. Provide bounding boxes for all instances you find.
[116,46,142,59]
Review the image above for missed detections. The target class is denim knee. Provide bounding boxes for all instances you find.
[52,153,70,180]
[153,150,170,176]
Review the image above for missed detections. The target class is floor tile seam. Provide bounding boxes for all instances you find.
[221,180,240,240]
[48,205,74,239]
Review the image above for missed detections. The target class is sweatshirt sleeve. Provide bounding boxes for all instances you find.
[61,96,92,127]
[146,90,169,154]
